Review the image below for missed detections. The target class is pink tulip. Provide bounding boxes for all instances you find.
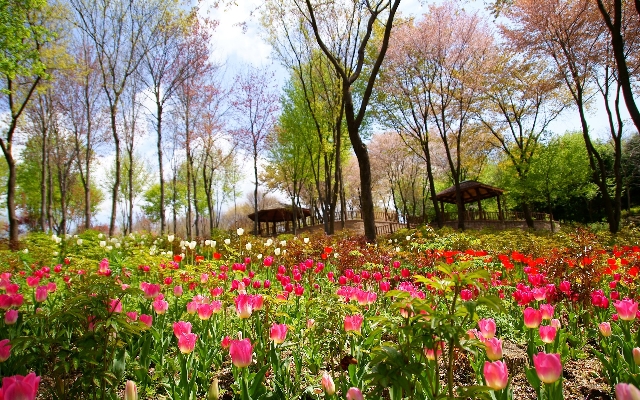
[550,319,561,330]
[614,299,638,321]
[229,338,253,368]
[139,314,153,328]
[173,285,183,297]
[5,309,18,325]
[478,318,496,339]
[599,322,612,337]
[485,337,503,361]
[539,304,554,320]
[109,299,122,313]
[11,294,23,308]
[35,286,48,303]
[0,339,11,362]
[152,299,169,314]
[140,282,161,299]
[221,336,231,349]
[321,372,335,395]
[616,383,640,400]
[26,277,40,287]
[533,352,562,383]
[270,323,288,344]
[1,372,40,400]
[344,315,364,334]
[126,311,138,322]
[346,387,364,400]
[197,304,214,320]
[523,307,542,329]
[178,332,197,354]
[460,289,473,301]
[0,294,12,309]
[234,294,254,319]
[483,360,509,390]
[173,321,192,338]
[539,326,557,344]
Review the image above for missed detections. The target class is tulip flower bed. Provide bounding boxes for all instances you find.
[0,226,640,399]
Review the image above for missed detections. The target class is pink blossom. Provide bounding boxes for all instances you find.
[1,372,40,400]
[229,338,252,368]
[0,339,11,362]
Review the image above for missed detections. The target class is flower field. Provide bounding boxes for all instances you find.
[1,226,640,399]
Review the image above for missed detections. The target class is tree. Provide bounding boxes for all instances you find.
[503,0,624,233]
[58,39,108,231]
[274,0,402,242]
[68,0,167,236]
[231,66,280,236]
[399,4,494,230]
[477,52,568,227]
[0,0,53,246]
[140,8,211,234]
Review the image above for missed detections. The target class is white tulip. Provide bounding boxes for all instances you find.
[303,238,309,244]
[100,241,106,247]
[167,235,175,243]
[274,248,281,256]
[77,239,83,246]
[237,228,244,236]
[224,239,231,245]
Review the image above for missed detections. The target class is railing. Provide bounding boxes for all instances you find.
[375,222,408,236]
[344,210,398,222]
[442,210,551,222]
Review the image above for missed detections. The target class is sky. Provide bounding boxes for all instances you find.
[90,0,623,228]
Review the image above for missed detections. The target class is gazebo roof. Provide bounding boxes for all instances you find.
[435,180,504,204]
[247,207,311,223]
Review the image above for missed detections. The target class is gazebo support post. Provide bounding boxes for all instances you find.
[440,201,445,221]
[497,196,504,221]
[477,199,483,220]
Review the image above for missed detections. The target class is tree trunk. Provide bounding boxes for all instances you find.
[40,129,47,231]
[6,154,18,247]
[596,0,640,134]
[109,108,121,237]
[157,102,165,234]
[253,151,259,235]
[522,203,535,229]
[128,151,134,235]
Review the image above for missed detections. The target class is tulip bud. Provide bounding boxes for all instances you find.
[633,348,640,366]
[124,380,137,400]
[321,373,335,395]
[208,378,219,400]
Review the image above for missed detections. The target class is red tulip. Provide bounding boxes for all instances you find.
[483,360,508,390]
[0,339,11,362]
[533,352,562,383]
[229,338,252,368]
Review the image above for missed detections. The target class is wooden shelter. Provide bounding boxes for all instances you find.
[435,180,505,221]
[247,207,311,235]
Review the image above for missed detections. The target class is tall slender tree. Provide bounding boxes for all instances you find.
[231,66,280,236]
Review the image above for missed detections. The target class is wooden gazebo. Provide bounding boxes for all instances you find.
[247,207,311,236]
[435,180,505,221]
[434,180,557,230]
